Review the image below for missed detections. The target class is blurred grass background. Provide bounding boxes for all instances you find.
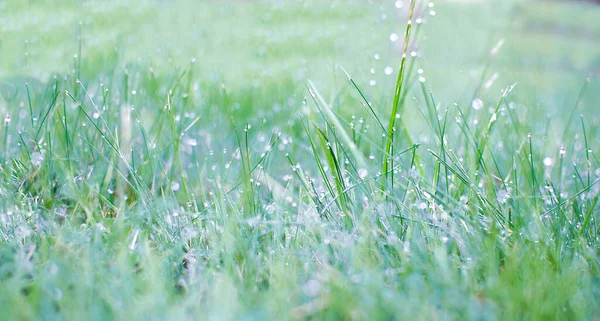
[1,0,598,104]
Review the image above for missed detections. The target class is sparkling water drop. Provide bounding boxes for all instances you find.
[471,98,484,110]
[543,157,554,167]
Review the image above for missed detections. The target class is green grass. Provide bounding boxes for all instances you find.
[1,0,599,320]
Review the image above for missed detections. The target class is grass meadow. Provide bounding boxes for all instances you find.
[0,0,599,320]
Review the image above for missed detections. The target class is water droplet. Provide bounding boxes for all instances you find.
[131,90,137,95]
[471,98,484,110]
[369,80,377,86]
[358,168,368,179]
[429,10,436,16]
[184,138,197,146]
[389,33,399,42]
[497,189,510,204]
[171,182,180,192]
[31,152,45,167]
[418,76,426,83]
[543,157,554,167]
[384,66,393,75]
[395,1,403,8]
[374,53,380,60]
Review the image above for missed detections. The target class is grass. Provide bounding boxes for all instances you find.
[0,0,599,320]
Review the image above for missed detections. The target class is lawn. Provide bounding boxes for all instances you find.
[0,0,599,320]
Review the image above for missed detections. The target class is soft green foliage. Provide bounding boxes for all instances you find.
[1,0,599,320]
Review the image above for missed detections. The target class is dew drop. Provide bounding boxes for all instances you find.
[471,98,484,110]
[358,168,368,179]
[559,147,566,157]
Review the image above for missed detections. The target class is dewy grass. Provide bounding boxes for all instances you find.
[0,0,599,320]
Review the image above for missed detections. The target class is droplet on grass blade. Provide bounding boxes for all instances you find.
[358,168,368,179]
